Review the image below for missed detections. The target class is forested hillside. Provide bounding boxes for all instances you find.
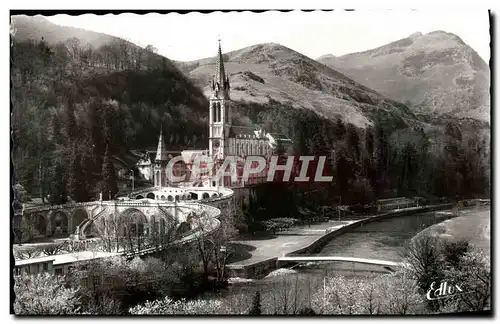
[11,36,209,204]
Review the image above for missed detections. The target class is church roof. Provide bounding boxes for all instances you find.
[268,133,293,142]
[155,128,169,161]
[229,126,268,139]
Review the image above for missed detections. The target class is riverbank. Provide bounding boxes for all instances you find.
[227,204,453,278]
[416,207,490,257]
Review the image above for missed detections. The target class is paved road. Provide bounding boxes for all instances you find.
[228,220,357,266]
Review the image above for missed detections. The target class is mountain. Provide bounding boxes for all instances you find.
[10,15,210,199]
[317,31,490,123]
[177,42,417,129]
[11,15,116,48]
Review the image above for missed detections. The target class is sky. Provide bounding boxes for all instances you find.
[44,10,490,63]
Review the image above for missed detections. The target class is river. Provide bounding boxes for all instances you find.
[217,210,456,308]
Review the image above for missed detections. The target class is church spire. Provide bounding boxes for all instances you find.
[155,126,168,162]
[211,38,230,99]
[215,39,226,87]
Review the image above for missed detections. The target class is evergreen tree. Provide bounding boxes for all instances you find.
[365,127,374,159]
[49,161,67,205]
[248,291,262,315]
[396,142,418,196]
[346,123,360,161]
[336,150,350,201]
[334,118,346,141]
[67,146,87,202]
[64,99,77,141]
[373,117,390,198]
[81,146,95,200]
[101,145,118,200]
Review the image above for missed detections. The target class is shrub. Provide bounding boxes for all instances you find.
[248,291,262,315]
[14,273,81,315]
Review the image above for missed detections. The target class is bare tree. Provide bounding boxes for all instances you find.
[65,37,81,61]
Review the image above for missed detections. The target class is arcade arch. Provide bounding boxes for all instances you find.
[50,211,69,237]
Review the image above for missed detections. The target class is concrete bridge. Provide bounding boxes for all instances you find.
[14,186,235,244]
[277,256,404,269]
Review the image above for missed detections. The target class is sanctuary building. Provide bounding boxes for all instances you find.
[136,41,292,188]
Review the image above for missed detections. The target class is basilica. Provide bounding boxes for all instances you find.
[136,41,292,188]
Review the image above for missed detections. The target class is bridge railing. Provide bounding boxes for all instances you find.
[23,201,98,213]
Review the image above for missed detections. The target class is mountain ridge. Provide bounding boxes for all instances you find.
[178,42,416,129]
[317,31,490,122]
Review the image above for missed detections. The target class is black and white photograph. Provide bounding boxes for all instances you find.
[9,9,492,316]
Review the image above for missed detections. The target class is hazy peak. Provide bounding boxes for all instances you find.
[317,54,336,60]
[409,32,422,40]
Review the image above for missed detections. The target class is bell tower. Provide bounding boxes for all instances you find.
[208,39,231,180]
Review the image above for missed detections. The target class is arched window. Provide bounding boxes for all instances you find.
[161,195,166,200]
[212,103,216,123]
[155,171,160,186]
[167,195,173,202]
[217,103,222,122]
[202,193,210,200]
[175,195,180,202]
[212,193,218,198]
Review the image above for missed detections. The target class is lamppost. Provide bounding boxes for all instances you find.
[130,169,135,192]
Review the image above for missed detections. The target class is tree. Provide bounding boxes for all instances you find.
[365,127,374,159]
[49,160,68,205]
[68,146,87,202]
[442,250,490,312]
[312,272,424,315]
[64,99,78,141]
[14,273,81,315]
[129,294,250,315]
[401,233,444,311]
[101,145,118,200]
[346,123,360,160]
[193,213,217,281]
[334,118,346,141]
[248,291,262,315]
[373,117,390,198]
[396,142,419,196]
[80,145,96,200]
